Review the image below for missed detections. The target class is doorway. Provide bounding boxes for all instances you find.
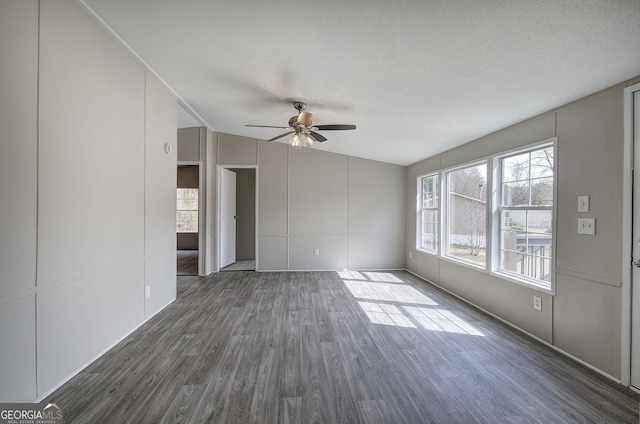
[177,165,199,275]
[218,166,257,272]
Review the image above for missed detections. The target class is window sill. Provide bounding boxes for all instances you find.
[440,255,487,273]
[416,247,438,256]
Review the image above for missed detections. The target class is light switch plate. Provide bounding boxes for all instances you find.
[578,218,596,235]
[578,195,589,212]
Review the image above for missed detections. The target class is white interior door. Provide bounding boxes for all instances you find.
[632,90,640,390]
[220,168,236,269]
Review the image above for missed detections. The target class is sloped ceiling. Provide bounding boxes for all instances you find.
[82,0,640,165]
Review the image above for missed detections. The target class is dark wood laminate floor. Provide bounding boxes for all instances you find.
[221,260,256,272]
[177,250,198,276]
[47,271,639,423]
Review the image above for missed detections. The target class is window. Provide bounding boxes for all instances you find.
[445,162,487,267]
[497,144,554,287]
[176,188,198,232]
[417,174,439,252]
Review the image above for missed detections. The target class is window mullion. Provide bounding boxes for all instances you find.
[496,143,554,288]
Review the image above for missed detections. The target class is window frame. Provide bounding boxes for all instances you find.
[176,187,199,233]
[416,173,440,254]
[441,159,489,270]
[490,138,557,293]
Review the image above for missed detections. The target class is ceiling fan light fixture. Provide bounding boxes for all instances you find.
[290,133,302,148]
[303,133,316,146]
[246,101,356,148]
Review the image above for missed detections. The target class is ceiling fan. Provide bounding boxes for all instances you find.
[245,101,356,148]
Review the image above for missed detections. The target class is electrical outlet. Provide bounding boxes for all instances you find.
[145,286,151,299]
[577,218,596,235]
[313,248,320,256]
[533,296,542,311]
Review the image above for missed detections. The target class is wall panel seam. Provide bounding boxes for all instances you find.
[0,290,36,308]
[28,257,146,293]
[555,267,621,287]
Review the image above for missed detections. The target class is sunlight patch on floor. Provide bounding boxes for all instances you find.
[362,272,404,283]
[359,302,417,328]
[343,280,438,305]
[403,306,485,336]
[338,271,406,283]
[340,271,484,336]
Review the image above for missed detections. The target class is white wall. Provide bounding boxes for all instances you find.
[214,133,407,271]
[143,73,178,319]
[0,0,177,401]
[0,0,38,402]
[406,78,640,380]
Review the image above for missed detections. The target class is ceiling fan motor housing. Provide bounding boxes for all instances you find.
[297,111,313,127]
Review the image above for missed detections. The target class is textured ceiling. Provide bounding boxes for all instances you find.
[81,0,640,165]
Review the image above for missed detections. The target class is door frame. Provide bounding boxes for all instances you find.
[215,164,258,272]
[177,161,204,275]
[622,82,640,390]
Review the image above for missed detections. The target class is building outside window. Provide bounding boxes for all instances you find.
[497,143,554,288]
[445,162,487,267]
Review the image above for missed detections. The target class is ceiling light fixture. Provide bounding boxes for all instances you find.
[290,133,301,148]
[246,101,356,148]
[289,132,316,149]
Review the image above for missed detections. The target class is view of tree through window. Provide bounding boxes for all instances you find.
[177,188,198,233]
[446,163,487,265]
[499,145,554,284]
[415,140,555,291]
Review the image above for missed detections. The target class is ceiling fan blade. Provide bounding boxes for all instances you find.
[267,131,294,142]
[297,111,313,127]
[246,124,290,129]
[314,124,356,131]
[309,131,327,142]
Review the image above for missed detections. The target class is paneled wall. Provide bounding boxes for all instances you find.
[406,79,640,380]
[215,133,406,271]
[0,0,177,401]
[0,0,38,402]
